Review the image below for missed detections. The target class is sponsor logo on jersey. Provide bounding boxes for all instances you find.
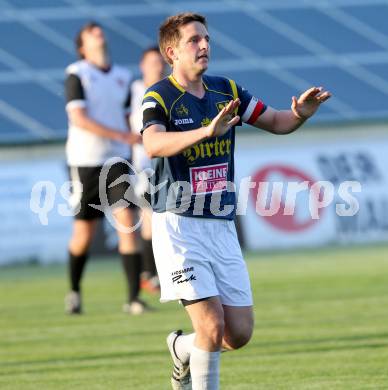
[190,163,229,194]
[183,137,232,165]
[176,103,189,116]
[174,118,194,125]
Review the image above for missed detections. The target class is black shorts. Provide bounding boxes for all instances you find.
[68,160,136,220]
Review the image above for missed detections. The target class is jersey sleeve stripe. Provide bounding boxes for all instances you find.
[142,101,157,111]
[241,97,266,123]
[241,97,257,122]
[248,101,265,124]
[228,79,239,115]
[241,97,265,123]
[143,91,168,116]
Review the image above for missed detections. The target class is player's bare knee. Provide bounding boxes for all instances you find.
[118,241,137,254]
[196,317,225,347]
[69,237,90,256]
[224,319,254,350]
[209,318,225,346]
[228,328,253,350]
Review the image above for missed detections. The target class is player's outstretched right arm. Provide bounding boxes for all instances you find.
[142,99,240,158]
[143,123,207,158]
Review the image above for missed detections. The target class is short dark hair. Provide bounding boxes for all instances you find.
[75,21,102,59]
[159,13,207,65]
[140,46,162,62]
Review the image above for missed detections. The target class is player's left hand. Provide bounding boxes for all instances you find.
[291,87,331,120]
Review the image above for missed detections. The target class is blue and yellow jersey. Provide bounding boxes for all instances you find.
[142,74,266,220]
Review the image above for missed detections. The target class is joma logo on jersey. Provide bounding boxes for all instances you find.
[174,118,194,125]
[176,103,189,116]
[216,101,230,112]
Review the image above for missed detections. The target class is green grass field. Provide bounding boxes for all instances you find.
[1,245,388,390]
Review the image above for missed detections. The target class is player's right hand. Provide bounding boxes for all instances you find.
[205,99,240,138]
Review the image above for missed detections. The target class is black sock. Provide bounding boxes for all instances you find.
[142,239,157,277]
[69,252,88,292]
[121,253,142,303]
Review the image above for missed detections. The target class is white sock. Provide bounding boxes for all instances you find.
[190,346,220,390]
[174,332,195,364]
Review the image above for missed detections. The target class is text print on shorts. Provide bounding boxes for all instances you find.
[171,267,196,284]
[189,163,228,194]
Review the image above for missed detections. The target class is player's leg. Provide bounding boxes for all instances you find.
[212,219,254,350]
[107,161,146,314]
[67,219,99,312]
[184,297,224,390]
[113,206,139,254]
[153,213,222,389]
[113,206,146,314]
[222,305,254,351]
[140,207,160,294]
[65,166,102,314]
[168,302,253,390]
[134,172,159,294]
[69,218,98,256]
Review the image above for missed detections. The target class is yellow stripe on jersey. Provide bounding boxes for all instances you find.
[228,79,239,114]
[143,91,168,116]
[228,79,238,100]
[168,75,185,93]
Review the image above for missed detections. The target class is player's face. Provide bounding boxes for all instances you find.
[175,21,210,75]
[140,51,165,80]
[80,26,106,58]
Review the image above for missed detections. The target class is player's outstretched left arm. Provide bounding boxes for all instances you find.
[253,86,331,135]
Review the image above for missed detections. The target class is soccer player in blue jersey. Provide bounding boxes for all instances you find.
[141,13,331,390]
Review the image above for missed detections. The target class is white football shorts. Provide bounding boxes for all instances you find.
[152,212,253,306]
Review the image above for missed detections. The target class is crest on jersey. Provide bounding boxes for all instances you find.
[176,103,189,116]
[216,100,230,112]
[201,117,212,127]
